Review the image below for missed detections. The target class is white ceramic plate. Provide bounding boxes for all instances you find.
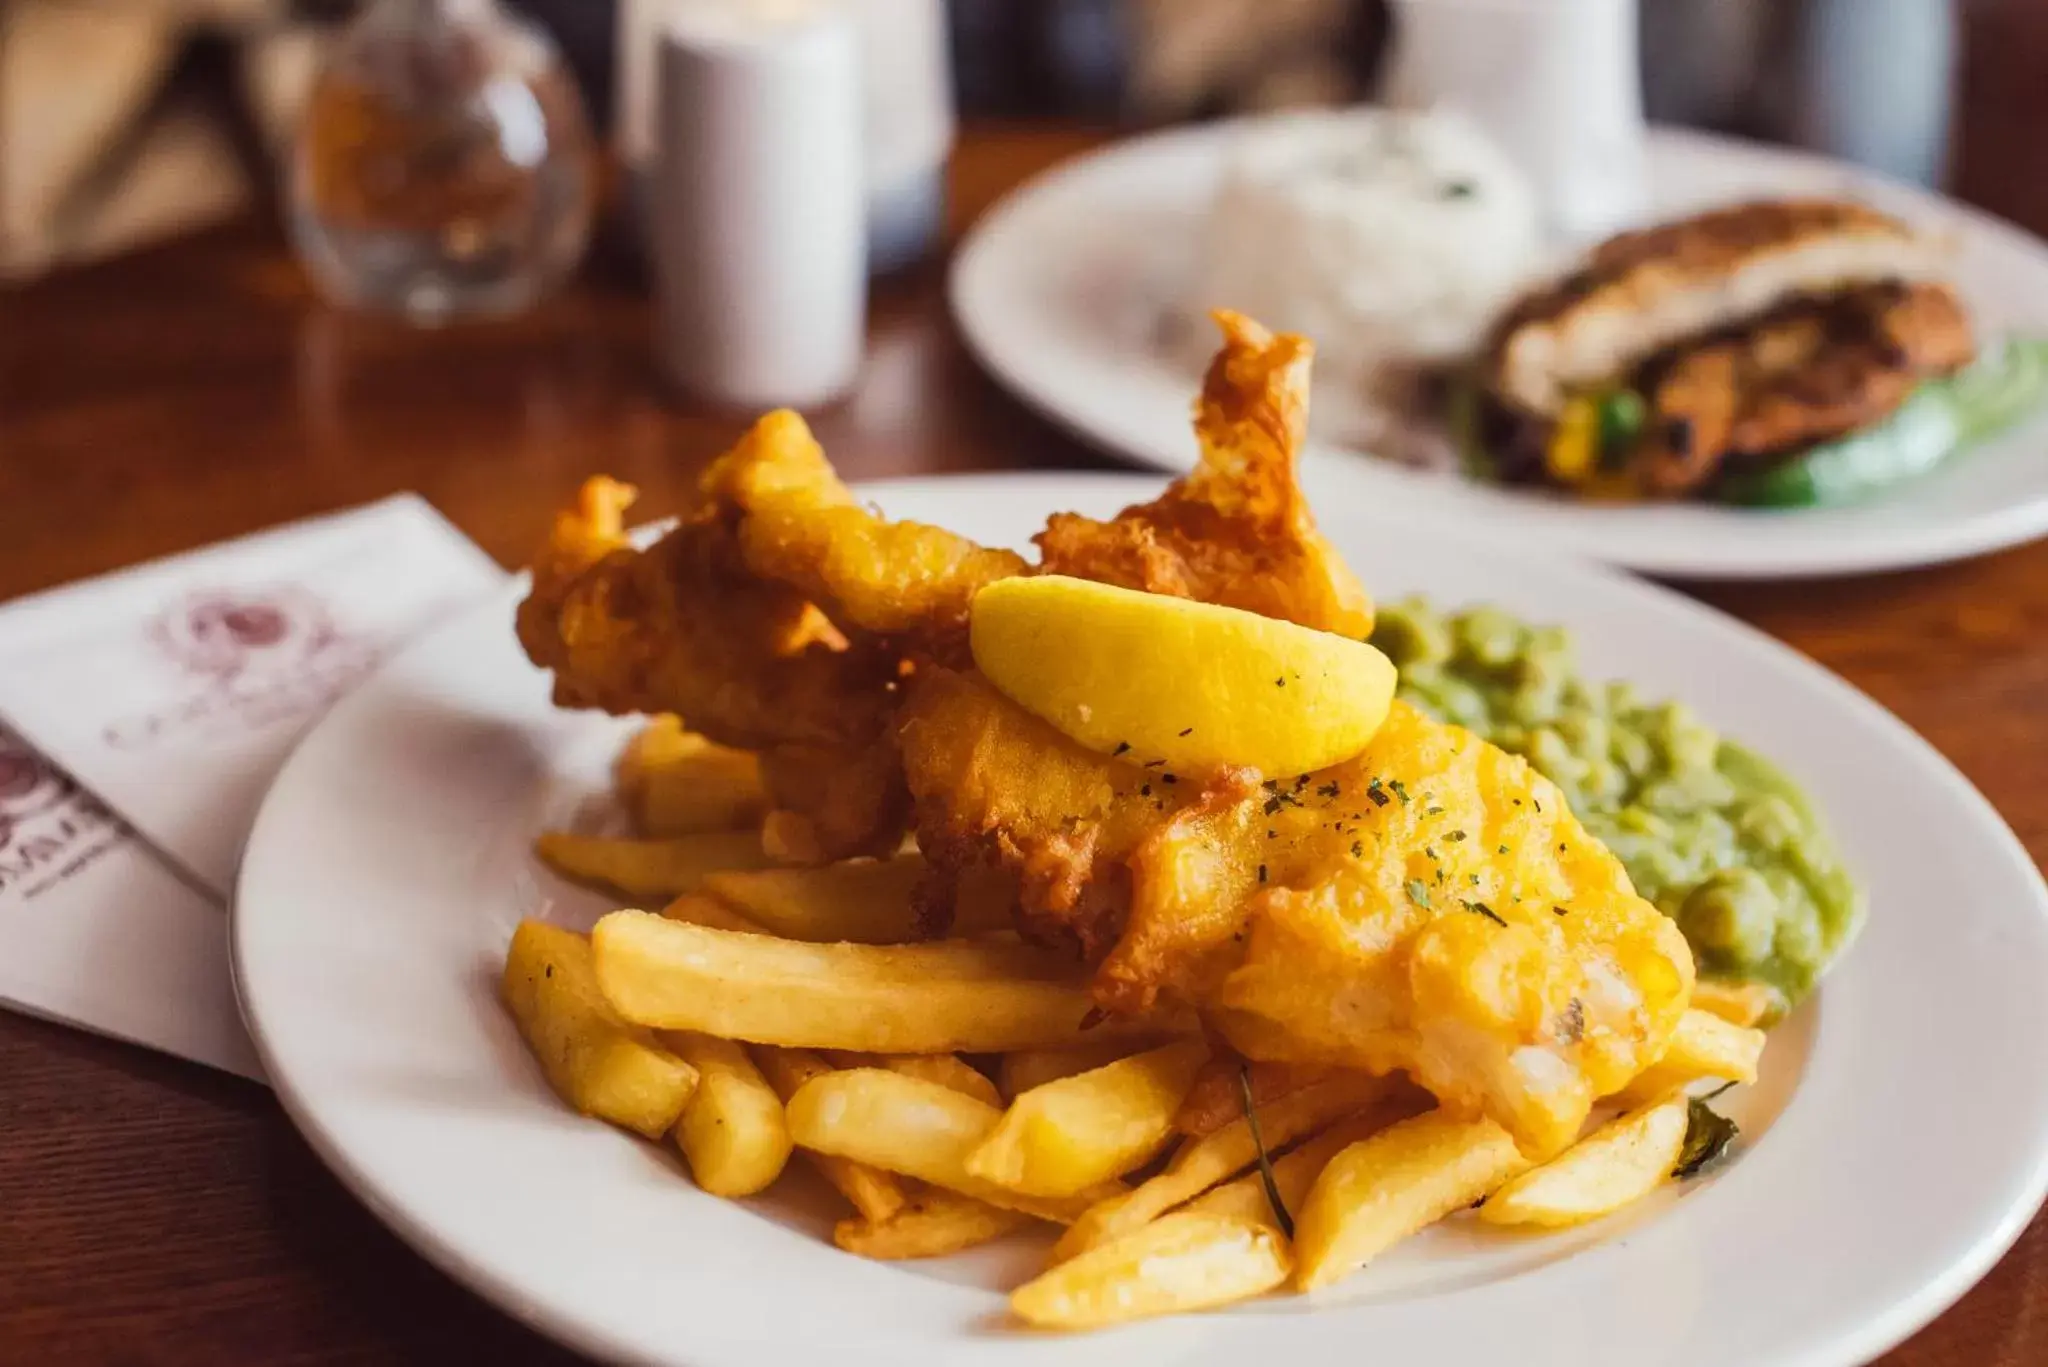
[235,474,2048,1367]
[951,123,2048,578]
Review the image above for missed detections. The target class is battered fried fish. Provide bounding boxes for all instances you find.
[897,674,1693,1157]
[702,410,1028,658]
[514,474,891,752]
[515,434,940,857]
[518,311,1695,1155]
[1038,311,1374,638]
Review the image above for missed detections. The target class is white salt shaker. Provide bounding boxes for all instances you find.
[619,0,950,274]
[650,1,866,409]
[1383,0,1648,240]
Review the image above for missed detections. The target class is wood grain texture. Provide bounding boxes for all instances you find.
[2,92,2046,1367]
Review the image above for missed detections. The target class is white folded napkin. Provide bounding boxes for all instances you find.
[0,495,507,1078]
[0,721,262,1078]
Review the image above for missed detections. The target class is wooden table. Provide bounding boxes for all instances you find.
[4,119,2046,1365]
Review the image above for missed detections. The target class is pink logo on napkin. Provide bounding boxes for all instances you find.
[0,731,120,901]
[102,587,381,751]
[152,589,337,680]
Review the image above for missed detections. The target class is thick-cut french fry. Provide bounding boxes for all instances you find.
[999,1042,1143,1099]
[784,1068,1118,1222]
[591,911,1193,1052]
[1663,1007,1768,1080]
[1175,1059,1337,1138]
[827,1052,1003,1109]
[1293,1110,1526,1292]
[1185,1090,1433,1231]
[659,893,769,934]
[615,718,768,835]
[1479,1096,1689,1228]
[753,1046,906,1223]
[967,1040,1210,1197]
[1011,1213,1292,1330]
[1610,1007,1767,1106]
[832,1188,1036,1259]
[536,831,772,898]
[1690,979,1781,1029]
[703,856,1013,944]
[665,1033,792,1197]
[500,921,698,1138]
[1052,1072,1390,1261]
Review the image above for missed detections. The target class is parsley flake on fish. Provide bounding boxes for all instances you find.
[1463,900,1506,927]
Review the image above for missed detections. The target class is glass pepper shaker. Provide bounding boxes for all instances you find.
[288,0,597,322]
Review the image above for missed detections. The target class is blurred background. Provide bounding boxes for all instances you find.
[5,0,2044,286]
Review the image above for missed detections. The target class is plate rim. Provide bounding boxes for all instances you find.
[948,121,2048,579]
[233,471,2048,1367]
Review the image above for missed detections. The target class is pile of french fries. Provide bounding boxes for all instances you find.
[505,717,1773,1330]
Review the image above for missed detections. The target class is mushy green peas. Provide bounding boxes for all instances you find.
[1370,597,1864,1018]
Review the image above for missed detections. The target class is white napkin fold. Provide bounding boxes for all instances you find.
[0,495,504,896]
[0,721,262,1078]
[0,494,507,1078]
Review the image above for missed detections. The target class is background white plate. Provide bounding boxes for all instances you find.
[951,124,2048,579]
[235,474,2048,1367]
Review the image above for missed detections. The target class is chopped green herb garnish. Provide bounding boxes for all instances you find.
[1405,879,1431,909]
[1351,840,1364,858]
[1426,805,1445,816]
[1497,844,1510,855]
[1445,830,1466,842]
[1161,773,1178,785]
[1178,727,1193,737]
[1237,1067,1294,1238]
[1140,783,1151,797]
[1672,1097,1740,1179]
[1555,997,1586,1043]
[1463,899,1506,926]
[1390,780,1411,805]
[1257,864,1268,884]
[1112,741,1131,757]
[1553,905,1568,917]
[1317,781,1341,800]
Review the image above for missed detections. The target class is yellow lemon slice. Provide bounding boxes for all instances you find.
[969,575,1396,778]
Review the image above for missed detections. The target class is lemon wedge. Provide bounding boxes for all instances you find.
[969,575,1396,777]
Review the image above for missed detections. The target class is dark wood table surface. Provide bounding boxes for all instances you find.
[6,104,2048,1363]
